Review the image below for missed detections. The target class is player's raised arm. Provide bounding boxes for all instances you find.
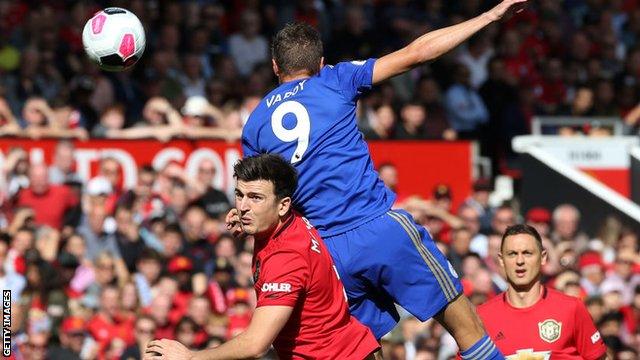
[372,0,527,84]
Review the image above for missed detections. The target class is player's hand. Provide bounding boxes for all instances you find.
[144,339,193,360]
[485,0,528,22]
[225,208,245,238]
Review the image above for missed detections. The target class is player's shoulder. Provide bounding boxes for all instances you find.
[477,292,506,314]
[545,287,578,303]
[320,59,374,75]
[269,214,312,251]
[544,287,582,308]
[281,215,314,245]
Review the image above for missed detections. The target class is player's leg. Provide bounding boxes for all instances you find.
[323,228,402,340]
[434,294,492,354]
[373,210,503,359]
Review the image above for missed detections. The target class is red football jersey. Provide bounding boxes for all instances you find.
[252,213,379,360]
[477,287,606,360]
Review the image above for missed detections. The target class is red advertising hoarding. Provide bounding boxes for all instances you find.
[0,139,473,208]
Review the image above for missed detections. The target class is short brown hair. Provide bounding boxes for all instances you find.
[272,22,323,77]
[501,224,543,252]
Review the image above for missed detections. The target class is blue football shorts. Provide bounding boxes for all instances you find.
[323,209,463,339]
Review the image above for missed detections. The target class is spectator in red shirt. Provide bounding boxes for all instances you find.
[186,296,212,348]
[15,163,78,230]
[166,256,195,325]
[87,285,135,357]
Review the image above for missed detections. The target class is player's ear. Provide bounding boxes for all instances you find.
[278,196,291,217]
[497,251,504,268]
[541,248,548,266]
[272,59,279,76]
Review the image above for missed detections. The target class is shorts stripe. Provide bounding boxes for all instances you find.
[388,211,457,301]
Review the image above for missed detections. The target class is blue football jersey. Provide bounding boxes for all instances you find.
[242,58,395,237]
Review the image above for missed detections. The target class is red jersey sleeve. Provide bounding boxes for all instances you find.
[573,299,607,360]
[255,250,309,308]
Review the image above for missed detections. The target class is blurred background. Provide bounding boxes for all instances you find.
[0,1,639,359]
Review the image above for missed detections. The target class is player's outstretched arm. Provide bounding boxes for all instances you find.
[372,0,527,84]
[144,306,293,360]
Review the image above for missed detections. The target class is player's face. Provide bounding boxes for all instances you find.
[235,180,290,238]
[499,234,547,290]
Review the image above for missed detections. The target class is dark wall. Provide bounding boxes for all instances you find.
[632,154,640,206]
[519,154,640,236]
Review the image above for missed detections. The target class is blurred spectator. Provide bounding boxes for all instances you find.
[579,251,606,296]
[186,296,212,348]
[327,5,376,62]
[134,248,162,308]
[86,285,134,357]
[76,181,119,261]
[121,314,157,360]
[228,10,268,77]
[167,255,196,325]
[108,97,182,142]
[459,205,489,258]
[362,104,396,140]
[457,34,494,89]
[461,178,494,234]
[15,163,79,230]
[534,58,567,115]
[91,104,126,138]
[0,234,26,301]
[551,203,589,253]
[0,96,19,129]
[192,159,231,220]
[181,96,223,127]
[47,316,86,359]
[448,227,473,276]
[2,146,30,198]
[48,140,80,185]
[174,316,200,351]
[490,204,516,236]
[179,54,208,98]
[525,206,552,238]
[113,203,144,272]
[565,86,595,117]
[444,63,489,139]
[395,102,427,140]
[378,163,399,193]
[601,250,640,305]
[180,204,215,274]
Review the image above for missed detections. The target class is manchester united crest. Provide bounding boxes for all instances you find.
[538,319,562,343]
[253,259,261,283]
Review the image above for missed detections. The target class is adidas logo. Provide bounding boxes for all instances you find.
[495,332,505,341]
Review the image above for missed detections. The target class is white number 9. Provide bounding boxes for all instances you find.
[271,101,310,164]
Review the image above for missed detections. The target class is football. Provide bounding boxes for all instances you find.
[82,7,146,71]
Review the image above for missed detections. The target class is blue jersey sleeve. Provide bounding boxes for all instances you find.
[334,58,376,101]
[242,134,259,157]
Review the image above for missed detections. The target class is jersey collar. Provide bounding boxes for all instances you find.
[268,212,296,242]
[502,285,548,310]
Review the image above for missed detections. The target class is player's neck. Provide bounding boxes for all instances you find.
[506,281,544,308]
[255,212,295,243]
[279,71,313,84]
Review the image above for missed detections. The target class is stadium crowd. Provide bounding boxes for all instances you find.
[0,0,639,359]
